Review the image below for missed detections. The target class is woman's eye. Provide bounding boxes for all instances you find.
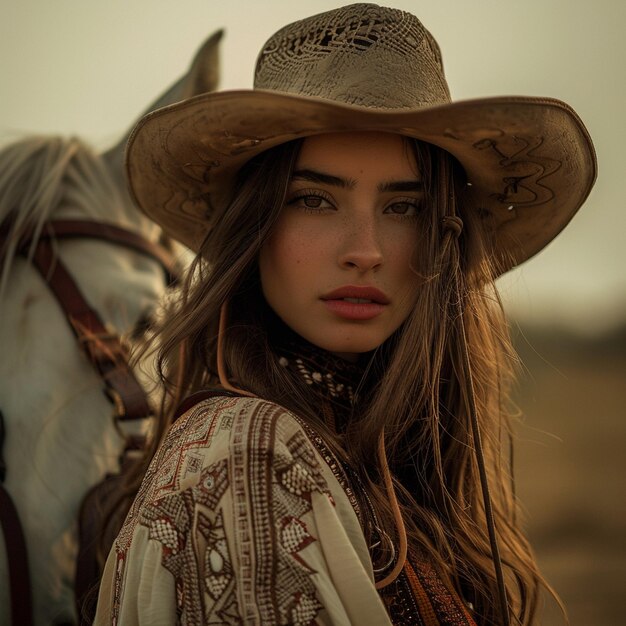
[287,191,335,212]
[302,195,326,208]
[384,200,422,217]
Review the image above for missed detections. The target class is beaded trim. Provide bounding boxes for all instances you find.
[278,354,356,402]
[274,336,365,415]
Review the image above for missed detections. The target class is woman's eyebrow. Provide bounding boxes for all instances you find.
[378,180,424,193]
[291,168,355,188]
[291,168,423,193]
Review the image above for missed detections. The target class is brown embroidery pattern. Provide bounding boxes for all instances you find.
[115,397,239,552]
[111,398,242,624]
[138,459,237,624]
[232,400,330,625]
[404,554,476,626]
[381,564,475,626]
[288,412,363,525]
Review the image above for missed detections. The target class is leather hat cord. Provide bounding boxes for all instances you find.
[455,295,510,625]
[442,213,511,626]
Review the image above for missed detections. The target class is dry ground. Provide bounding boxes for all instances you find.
[513,323,626,625]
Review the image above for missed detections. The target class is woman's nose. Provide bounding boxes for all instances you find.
[338,217,384,272]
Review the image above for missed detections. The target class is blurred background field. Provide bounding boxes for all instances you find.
[513,321,626,626]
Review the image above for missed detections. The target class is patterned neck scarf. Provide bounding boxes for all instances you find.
[270,324,369,433]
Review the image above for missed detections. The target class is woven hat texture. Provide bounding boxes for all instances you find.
[254,4,450,108]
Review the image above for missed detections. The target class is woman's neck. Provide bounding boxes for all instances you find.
[268,321,369,430]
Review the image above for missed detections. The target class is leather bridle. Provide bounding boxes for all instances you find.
[0,219,178,626]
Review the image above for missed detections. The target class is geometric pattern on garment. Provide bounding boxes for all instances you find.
[277,429,334,504]
[408,552,476,625]
[148,516,185,554]
[139,458,237,624]
[280,516,316,557]
[233,405,330,625]
[199,509,232,600]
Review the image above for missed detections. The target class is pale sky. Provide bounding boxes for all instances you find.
[1,0,624,333]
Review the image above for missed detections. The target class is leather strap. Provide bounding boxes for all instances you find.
[0,410,34,626]
[30,239,153,422]
[17,220,179,285]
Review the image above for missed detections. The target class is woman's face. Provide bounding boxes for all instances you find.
[259,131,424,360]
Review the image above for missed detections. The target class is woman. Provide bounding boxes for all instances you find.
[94,4,596,625]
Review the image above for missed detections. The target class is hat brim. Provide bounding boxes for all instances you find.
[126,90,596,272]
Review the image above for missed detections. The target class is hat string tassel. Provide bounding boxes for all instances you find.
[452,267,511,626]
[442,215,510,626]
[442,151,510,624]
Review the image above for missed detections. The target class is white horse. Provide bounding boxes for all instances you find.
[0,31,221,626]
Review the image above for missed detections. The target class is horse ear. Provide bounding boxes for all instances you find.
[101,29,223,179]
[179,28,223,100]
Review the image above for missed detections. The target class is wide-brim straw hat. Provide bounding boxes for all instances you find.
[126,3,596,273]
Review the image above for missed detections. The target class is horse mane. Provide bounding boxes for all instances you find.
[0,135,136,300]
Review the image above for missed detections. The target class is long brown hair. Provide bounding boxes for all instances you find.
[124,136,553,624]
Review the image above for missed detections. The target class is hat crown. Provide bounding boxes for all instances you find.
[254,3,451,109]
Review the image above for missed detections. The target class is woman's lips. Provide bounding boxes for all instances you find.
[321,285,389,320]
[322,299,387,320]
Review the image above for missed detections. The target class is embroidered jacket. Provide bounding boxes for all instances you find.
[94,393,476,625]
[94,395,394,625]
